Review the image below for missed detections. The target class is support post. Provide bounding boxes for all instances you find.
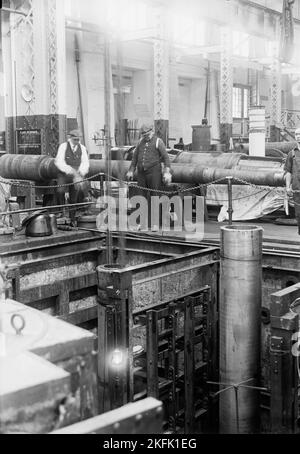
[226,176,233,225]
[97,266,133,411]
[270,20,282,142]
[220,225,263,433]
[220,27,233,150]
[104,34,113,265]
[153,5,169,144]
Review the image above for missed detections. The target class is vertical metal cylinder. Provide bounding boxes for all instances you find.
[249,106,266,157]
[219,225,263,433]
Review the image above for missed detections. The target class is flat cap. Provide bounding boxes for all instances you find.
[68,129,82,138]
[140,123,154,134]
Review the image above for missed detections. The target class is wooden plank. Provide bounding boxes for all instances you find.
[146,310,159,397]
[106,307,116,411]
[19,272,97,303]
[10,267,20,301]
[0,352,70,411]
[168,303,177,433]
[59,306,97,325]
[270,315,299,433]
[132,249,219,282]
[0,230,102,255]
[97,302,108,413]
[271,313,298,331]
[271,283,300,317]
[6,249,99,277]
[184,296,195,434]
[127,286,135,403]
[57,281,70,316]
[270,336,283,433]
[50,397,163,434]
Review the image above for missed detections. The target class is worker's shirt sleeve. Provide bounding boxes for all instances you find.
[129,146,139,172]
[157,138,171,168]
[55,143,74,175]
[284,151,293,174]
[78,145,90,176]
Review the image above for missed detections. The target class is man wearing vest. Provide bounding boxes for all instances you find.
[285,127,300,234]
[55,129,90,218]
[126,123,172,231]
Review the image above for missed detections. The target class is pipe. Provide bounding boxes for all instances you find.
[74,34,86,146]
[0,154,285,187]
[0,154,58,180]
[226,177,233,225]
[219,225,263,433]
[173,151,243,168]
[0,202,94,217]
[1,7,27,17]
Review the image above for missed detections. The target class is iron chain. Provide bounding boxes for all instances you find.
[0,173,292,201]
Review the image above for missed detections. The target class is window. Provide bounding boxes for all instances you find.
[232,85,250,119]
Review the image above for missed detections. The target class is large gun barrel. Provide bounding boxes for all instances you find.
[0,154,285,187]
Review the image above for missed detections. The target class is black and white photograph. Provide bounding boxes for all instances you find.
[0,0,299,440]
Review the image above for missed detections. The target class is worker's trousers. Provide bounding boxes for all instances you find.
[56,173,89,206]
[137,164,162,228]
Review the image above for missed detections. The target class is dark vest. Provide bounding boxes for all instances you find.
[65,142,82,170]
[136,135,161,172]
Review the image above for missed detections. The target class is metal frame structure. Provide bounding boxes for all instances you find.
[96,245,219,433]
[269,284,300,433]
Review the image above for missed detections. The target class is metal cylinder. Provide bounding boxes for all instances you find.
[173,151,243,168]
[219,225,263,433]
[48,214,58,234]
[249,106,266,157]
[237,141,297,155]
[0,154,285,187]
[0,154,57,181]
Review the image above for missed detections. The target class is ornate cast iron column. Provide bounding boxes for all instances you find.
[153,5,169,145]
[270,20,282,142]
[220,26,233,150]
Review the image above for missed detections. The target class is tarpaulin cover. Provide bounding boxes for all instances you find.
[206,184,288,222]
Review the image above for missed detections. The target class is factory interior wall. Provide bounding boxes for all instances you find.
[169,59,184,145]
[131,69,153,126]
[65,26,211,149]
[209,68,220,143]
[66,31,80,123]
[6,0,300,154]
[178,80,192,144]
[66,29,114,154]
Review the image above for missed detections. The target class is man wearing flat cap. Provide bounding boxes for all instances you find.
[126,123,172,230]
[55,130,90,216]
[285,127,300,234]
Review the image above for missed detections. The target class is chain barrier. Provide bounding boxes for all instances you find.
[0,172,295,203]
